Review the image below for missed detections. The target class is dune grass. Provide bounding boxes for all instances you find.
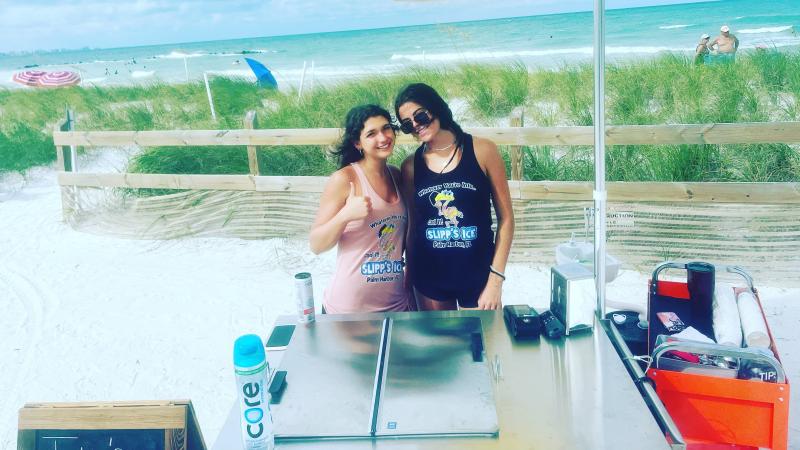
[1,50,799,184]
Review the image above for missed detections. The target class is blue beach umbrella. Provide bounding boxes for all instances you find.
[244,57,278,88]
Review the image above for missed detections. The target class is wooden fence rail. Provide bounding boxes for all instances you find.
[53,117,800,205]
[51,114,800,285]
[57,173,800,204]
[53,121,800,147]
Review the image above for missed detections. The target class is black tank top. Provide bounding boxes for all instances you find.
[412,134,495,294]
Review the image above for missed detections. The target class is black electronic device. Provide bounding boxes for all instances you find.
[269,370,288,404]
[266,324,295,351]
[540,310,566,339]
[471,332,484,361]
[503,304,542,339]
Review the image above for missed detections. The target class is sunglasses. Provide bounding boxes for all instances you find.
[399,109,433,135]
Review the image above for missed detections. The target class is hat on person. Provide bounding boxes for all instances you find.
[720,25,730,32]
[701,33,710,40]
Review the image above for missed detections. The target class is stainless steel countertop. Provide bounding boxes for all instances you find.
[213,310,670,449]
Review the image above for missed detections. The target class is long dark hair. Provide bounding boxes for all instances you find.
[394,83,465,143]
[332,104,394,169]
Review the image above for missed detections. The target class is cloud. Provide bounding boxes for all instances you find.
[0,0,272,51]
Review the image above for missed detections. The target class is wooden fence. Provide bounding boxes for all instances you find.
[52,112,800,285]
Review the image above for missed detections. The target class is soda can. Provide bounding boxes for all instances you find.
[294,272,315,323]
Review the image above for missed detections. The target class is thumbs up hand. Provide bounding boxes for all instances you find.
[341,182,371,222]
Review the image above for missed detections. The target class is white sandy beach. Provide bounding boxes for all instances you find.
[1,156,798,449]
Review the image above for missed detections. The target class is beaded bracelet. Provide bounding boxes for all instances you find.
[489,265,506,281]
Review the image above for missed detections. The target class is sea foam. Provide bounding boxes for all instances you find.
[738,26,794,34]
[155,51,206,59]
[131,71,155,78]
[390,46,695,62]
[659,24,693,29]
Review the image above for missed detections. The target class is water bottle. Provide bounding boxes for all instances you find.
[233,334,274,450]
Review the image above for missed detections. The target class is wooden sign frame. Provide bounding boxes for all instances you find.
[17,400,206,450]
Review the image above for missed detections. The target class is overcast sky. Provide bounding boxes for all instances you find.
[0,0,707,53]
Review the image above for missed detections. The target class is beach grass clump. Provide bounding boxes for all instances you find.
[258,146,337,176]
[522,146,594,181]
[532,64,594,125]
[128,146,251,175]
[457,63,529,120]
[721,143,800,182]
[0,123,53,172]
[2,51,799,187]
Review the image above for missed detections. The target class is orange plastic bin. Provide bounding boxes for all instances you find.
[646,274,790,450]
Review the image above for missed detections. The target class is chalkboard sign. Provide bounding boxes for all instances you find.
[17,400,205,450]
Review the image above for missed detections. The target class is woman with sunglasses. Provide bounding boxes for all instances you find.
[395,83,514,311]
[309,104,411,313]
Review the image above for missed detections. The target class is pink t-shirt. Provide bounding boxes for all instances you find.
[323,163,410,313]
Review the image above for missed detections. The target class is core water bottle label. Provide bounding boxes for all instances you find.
[237,373,274,449]
[235,361,268,376]
[242,381,266,438]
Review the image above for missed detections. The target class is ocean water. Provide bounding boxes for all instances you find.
[0,0,797,90]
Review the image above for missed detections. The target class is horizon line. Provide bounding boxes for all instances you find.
[0,0,718,56]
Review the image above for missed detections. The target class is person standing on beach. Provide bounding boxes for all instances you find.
[695,34,710,65]
[310,105,411,313]
[395,83,514,311]
[709,25,739,62]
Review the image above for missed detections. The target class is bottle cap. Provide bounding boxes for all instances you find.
[234,334,266,368]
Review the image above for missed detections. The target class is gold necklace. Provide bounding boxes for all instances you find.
[426,141,456,152]
[437,144,459,174]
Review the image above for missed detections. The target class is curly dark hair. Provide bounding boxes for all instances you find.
[332,104,395,169]
[394,83,465,144]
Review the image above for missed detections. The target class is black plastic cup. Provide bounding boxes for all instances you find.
[687,261,715,320]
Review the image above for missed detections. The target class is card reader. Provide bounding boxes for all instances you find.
[503,305,542,339]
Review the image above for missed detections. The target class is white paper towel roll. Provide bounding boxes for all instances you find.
[736,290,771,348]
[712,283,742,347]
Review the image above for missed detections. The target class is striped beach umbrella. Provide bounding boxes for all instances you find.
[37,71,81,87]
[11,70,46,86]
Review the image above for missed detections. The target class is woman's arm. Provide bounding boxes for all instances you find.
[400,156,416,296]
[309,169,371,254]
[474,137,515,310]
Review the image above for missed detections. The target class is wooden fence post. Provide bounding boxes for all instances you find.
[510,108,524,181]
[55,108,76,221]
[244,110,260,176]
[55,109,76,171]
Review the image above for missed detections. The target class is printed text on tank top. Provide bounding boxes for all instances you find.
[411,134,495,294]
[323,163,409,314]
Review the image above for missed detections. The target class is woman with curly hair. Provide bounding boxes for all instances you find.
[310,104,411,313]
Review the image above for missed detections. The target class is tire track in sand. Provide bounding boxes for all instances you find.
[0,265,56,449]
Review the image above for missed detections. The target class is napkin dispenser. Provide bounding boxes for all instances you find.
[551,263,596,335]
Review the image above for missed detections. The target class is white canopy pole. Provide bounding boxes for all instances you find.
[298,61,308,99]
[593,0,607,318]
[203,72,217,121]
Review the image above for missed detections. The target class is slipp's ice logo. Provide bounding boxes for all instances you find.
[241,381,265,438]
[361,260,404,275]
[426,225,478,241]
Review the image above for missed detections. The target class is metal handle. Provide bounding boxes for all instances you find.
[650,262,756,294]
[653,340,785,383]
[602,319,686,449]
[721,265,755,292]
[649,261,686,295]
